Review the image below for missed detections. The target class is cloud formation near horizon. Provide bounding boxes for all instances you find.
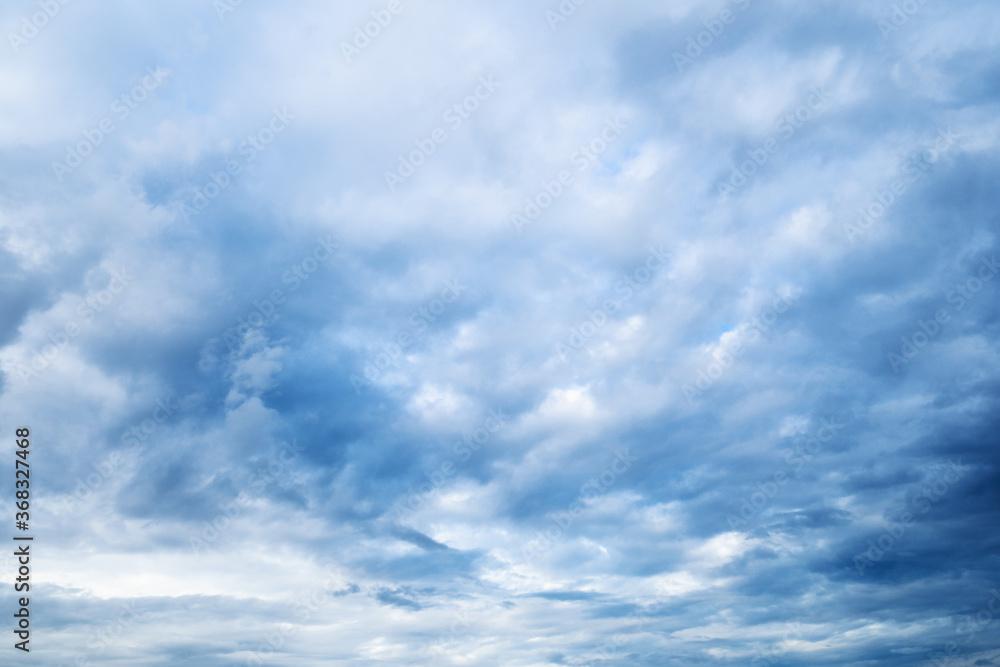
[1,0,1000,664]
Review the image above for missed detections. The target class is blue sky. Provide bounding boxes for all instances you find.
[2,0,1000,664]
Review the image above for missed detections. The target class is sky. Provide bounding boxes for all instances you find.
[1,0,1000,664]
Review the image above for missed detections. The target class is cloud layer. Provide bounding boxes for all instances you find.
[1,0,1000,664]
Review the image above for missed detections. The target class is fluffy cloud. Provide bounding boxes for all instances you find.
[1,0,999,664]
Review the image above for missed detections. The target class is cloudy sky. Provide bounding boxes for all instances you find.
[2,0,999,664]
